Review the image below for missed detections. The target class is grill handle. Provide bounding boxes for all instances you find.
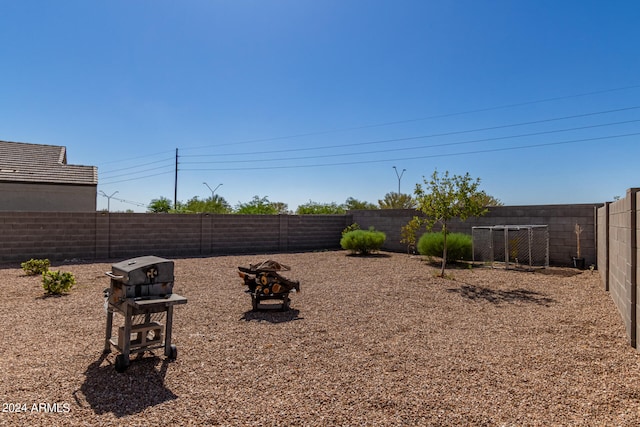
[105,272,125,280]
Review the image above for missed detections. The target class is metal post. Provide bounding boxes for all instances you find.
[393,166,406,194]
[203,182,223,199]
[99,190,119,212]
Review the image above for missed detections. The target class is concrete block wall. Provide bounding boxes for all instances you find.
[0,212,350,263]
[597,203,609,291]
[107,213,205,259]
[0,212,98,262]
[606,195,634,345]
[286,215,353,252]
[597,188,640,350]
[351,204,600,266]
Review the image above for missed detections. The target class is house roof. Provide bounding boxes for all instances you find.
[0,140,97,185]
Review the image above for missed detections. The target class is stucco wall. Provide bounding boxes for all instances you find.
[0,182,96,212]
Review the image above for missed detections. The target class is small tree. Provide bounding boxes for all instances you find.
[235,195,282,214]
[184,195,231,213]
[344,197,378,211]
[147,196,173,213]
[400,220,420,254]
[296,200,346,214]
[411,170,488,277]
[378,192,416,209]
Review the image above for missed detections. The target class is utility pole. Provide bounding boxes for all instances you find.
[174,148,178,209]
[393,166,406,194]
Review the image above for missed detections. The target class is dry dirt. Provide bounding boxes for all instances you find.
[1,251,640,426]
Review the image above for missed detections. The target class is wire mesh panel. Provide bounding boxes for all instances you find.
[472,225,549,269]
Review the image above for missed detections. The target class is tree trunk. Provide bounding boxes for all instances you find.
[440,224,448,277]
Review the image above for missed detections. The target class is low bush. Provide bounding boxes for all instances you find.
[42,270,76,295]
[340,228,386,255]
[21,258,50,275]
[342,223,360,236]
[417,232,472,262]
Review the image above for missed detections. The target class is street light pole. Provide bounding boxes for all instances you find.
[99,190,119,212]
[393,166,406,194]
[203,182,223,199]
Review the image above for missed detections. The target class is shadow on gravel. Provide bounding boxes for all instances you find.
[447,284,555,306]
[74,352,177,417]
[533,268,585,278]
[241,309,303,323]
[345,252,392,258]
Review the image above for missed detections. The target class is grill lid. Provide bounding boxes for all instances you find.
[110,256,174,285]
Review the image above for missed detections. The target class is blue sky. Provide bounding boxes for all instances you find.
[2,1,639,212]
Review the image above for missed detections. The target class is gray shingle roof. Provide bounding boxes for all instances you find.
[0,140,97,185]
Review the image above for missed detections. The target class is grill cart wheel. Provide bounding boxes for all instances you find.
[115,354,129,373]
[167,344,178,360]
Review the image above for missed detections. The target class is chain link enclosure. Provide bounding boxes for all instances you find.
[472,225,549,270]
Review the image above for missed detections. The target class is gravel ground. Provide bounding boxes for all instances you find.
[1,250,640,426]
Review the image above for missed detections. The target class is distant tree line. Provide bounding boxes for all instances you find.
[146,187,502,214]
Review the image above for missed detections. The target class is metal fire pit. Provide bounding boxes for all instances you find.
[103,256,187,372]
[238,260,300,310]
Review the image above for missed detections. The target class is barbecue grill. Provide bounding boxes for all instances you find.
[238,260,300,310]
[103,256,187,372]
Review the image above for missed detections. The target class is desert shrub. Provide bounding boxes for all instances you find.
[42,270,76,295]
[417,232,472,262]
[342,223,360,236]
[340,228,386,255]
[21,258,50,275]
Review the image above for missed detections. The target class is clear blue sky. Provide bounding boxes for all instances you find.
[2,0,639,212]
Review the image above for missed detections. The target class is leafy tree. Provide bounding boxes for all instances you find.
[184,195,231,213]
[296,200,346,214]
[235,195,282,214]
[474,193,503,207]
[400,220,420,254]
[271,202,291,215]
[409,170,488,277]
[344,197,378,211]
[148,196,173,213]
[378,192,416,209]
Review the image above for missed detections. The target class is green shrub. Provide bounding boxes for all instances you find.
[417,232,472,262]
[340,228,386,255]
[21,258,50,275]
[342,223,360,236]
[42,270,76,295]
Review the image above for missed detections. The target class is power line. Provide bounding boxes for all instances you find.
[111,196,147,207]
[99,170,175,186]
[99,157,175,176]
[99,163,175,180]
[181,105,640,158]
[91,85,640,175]
[91,84,640,186]
[180,132,640,171]
[178,84,640,152]
[179,119,640,165]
